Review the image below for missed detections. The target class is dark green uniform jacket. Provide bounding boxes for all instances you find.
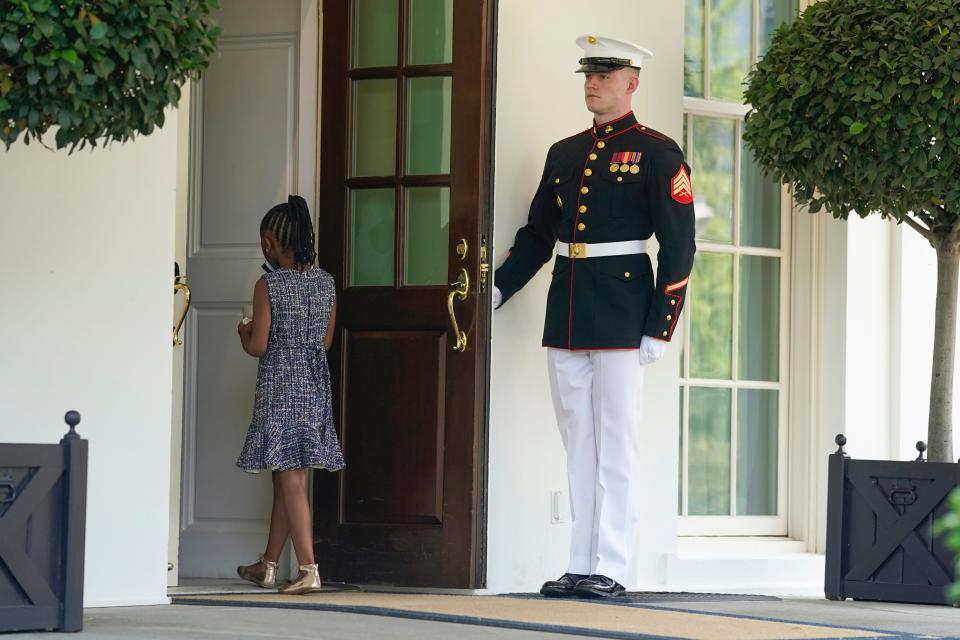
[495,112,696,349]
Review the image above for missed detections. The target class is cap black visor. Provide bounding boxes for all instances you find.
[576,57,634,74]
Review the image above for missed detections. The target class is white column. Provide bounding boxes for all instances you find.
[0,116,178,606]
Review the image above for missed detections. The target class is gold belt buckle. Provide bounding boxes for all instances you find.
[568,242,587,259]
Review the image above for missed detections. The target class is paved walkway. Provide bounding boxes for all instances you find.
[6,592,960,639]
[7,605,580,640]
[649,598,960,639]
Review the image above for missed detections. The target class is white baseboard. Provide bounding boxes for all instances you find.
[663,547,824,595]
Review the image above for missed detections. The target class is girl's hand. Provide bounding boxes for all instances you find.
[240,278,271,357]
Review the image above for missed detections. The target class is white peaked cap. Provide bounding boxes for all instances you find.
[575,34,654,72]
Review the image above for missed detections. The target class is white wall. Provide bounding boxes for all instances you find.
[894,225,960,461]
[0,119,178,606]
[841,215,894,460]
[487,1,685,591]
[836,217,960,464]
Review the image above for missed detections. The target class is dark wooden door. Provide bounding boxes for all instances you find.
[314,0,494,588]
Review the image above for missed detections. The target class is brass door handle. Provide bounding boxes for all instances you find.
[447,268,469,352]
[173,275,192,347]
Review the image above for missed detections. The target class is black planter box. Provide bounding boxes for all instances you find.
[0,412,88,632]
[825,435,959,605]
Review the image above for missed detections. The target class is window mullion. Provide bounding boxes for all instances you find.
[778,180,792,524]
[703,0,711,100]
[731,120,743,518]
[394,1,409,287]
[732,119,743,385]
[682,383,691,517]
[752,0,760,66]
[731,115,743,514]
[734,119,743,250]
[730,239,741,518]
[682,112,693,518]
[730,379,739,516]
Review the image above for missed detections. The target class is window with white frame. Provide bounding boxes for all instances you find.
[679,0,797,536]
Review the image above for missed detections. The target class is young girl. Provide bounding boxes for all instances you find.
[235,195,344,595]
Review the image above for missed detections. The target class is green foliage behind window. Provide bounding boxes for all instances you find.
[0,0,221,151]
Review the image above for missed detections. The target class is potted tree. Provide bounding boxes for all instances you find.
[1,0,220,150]
[743,0,960,604]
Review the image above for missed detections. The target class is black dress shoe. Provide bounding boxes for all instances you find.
[540,573,588,597]
[572,574,626,598]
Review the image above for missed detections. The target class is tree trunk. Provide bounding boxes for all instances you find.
[927,247,958,462]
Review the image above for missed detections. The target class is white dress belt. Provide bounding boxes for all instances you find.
[556,239,647,259]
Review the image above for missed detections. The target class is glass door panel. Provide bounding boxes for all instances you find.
[406,77,452,175]
[736,389,779,516]
[689,252,733,379]
[740,144,781,248]
[691,115,736,244]
[404,187,450,285]
[408,0,453,65]
[710,0,752,102]
[684,0,705,97]
[350,188,396,286]
[738,255,780,382]
[759,0,798,58]
[688,386,732,515]
[351,79,398,177]
[353,0,399,68]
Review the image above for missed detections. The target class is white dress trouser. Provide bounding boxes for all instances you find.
[547,348,645,586]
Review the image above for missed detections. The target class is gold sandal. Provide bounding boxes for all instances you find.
[236,555,278,589]
[278,563,322,595]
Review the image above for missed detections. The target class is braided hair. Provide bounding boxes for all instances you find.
[260,195,316,266]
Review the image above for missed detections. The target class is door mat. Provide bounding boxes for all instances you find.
[171,591,897,640]
[506,591,781,604]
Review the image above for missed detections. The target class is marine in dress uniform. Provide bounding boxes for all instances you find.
[493,35,696,598]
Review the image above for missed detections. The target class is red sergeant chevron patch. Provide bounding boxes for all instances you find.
[670,165,693,204]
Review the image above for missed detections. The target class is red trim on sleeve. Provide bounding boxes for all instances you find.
[665,276,689,293]
[662,276,690,339]
[665,291,684,338]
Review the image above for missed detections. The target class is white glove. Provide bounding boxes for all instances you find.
[492,286,503,309]
[638,335,667,365]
